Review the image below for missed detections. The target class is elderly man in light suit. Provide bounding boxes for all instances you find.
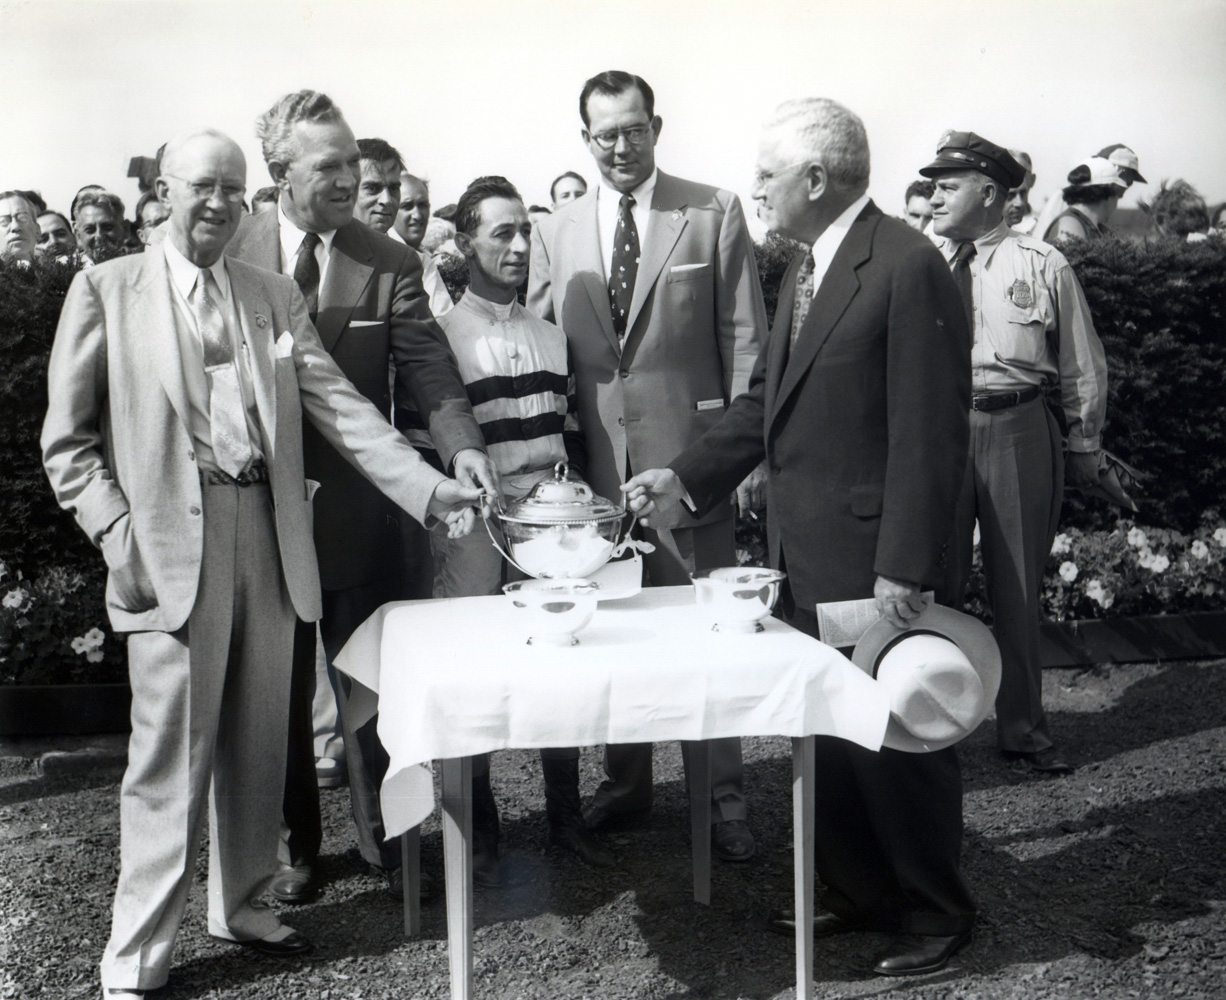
[528,70,767,861]
[41,128,479,999]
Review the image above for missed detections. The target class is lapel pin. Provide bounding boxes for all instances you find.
[255,314,267,328]
[671,209,683,222]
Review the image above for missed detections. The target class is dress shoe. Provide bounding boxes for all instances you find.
[873,930,971,976]
[386,865,435,903]
[315,755,346,789]
[211,925,314,958]
[1004,747,1074,775]
[766,909,875,938]
[550,820,617,868]
[268,863,316,904]
[712,819,756,862]
[104,990,146,999]
[581,802,649,831]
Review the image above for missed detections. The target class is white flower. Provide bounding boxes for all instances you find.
[1127,526,1149,549]
[1191,540,1210,560]
[1084,579,1115,609]
[1149,554,1170,573]
[1214,527,1226,547]
[1050,533,1072,556]
[1059,561,1079,583]
[83,627,106,648]
[2,588,27,609]
[71,636,90,654]
[86,650,105,663]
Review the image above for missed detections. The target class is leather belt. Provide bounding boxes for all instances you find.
[971,386,1042,412]
[199,463,269,487]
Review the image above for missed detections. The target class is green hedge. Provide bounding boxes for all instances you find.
[0,258,126,684]
[1058,236,1226,532]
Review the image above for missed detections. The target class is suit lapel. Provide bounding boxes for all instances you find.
[568,192,620,353]
[625,171,686,337]
[227,261,278,458]
[315,222,374,353]
[133,253,192,434]
[232,207,282,271]
[770,206,878,426]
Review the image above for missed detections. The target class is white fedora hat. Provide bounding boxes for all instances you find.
[851,605,1001,753]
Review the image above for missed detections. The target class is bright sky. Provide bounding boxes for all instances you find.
[3,0,1225,235]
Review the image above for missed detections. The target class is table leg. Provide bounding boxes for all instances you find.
[401,826,421,937]
[793,736,815,1000]
[688,740,711,905]
[441,756,473,1000]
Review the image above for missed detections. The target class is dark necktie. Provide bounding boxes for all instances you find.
[293,231,322,320]
[789,252,816,349]
[951,241,976,332]
[608,194,639,342]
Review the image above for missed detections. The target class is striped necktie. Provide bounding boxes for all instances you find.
[193,269,252,478]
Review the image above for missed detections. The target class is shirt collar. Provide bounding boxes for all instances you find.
[933,220,1010,264]
[810,192,870,257]
[599,166,658,209]
[277,203,337,263]
[163,237,230,300]
[460,286,518,322]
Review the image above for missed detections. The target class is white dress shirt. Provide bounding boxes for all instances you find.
[596,167,658,284]
[809,193,871,289]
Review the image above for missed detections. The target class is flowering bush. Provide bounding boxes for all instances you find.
[0,558,125,685]
[962,511,1226,623]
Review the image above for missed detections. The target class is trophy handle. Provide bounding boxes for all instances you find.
[481,498,533,577]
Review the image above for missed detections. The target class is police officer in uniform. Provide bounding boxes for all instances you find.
[920,132,1108,774]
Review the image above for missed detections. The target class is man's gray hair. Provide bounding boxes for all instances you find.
[765,98,870,192]
[72,188,126,221]
[255,90,345,166]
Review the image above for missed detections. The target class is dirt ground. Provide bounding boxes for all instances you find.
[2,658,1224,1000]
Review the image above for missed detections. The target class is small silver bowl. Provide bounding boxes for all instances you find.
[503,578,600,646]
[691,567,786,633]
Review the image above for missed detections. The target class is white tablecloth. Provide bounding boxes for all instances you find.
[333,586,891,836]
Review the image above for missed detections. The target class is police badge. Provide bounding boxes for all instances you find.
[1009,280,1033,308]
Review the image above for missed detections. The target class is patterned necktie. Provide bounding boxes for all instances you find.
[293,231,322,320]
[608,194,639,342]
[789,252,816,348]
[951,241,977,332]
[192,269,252,478]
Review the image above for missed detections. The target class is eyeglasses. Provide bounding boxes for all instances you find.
[0,212,35,228]
[752,161,812,188]
[165,175,246,203]
[586,124,653,151]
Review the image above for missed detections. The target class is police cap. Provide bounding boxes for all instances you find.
[919,131,1028,190]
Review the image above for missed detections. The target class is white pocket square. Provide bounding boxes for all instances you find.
[347,319,382,328]
[275,331,295,357]
[670,262,708,273]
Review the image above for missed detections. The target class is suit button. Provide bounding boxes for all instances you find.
[620,370,629,379]
[189,505,201,516]
[617,417,625,426]
[187,451,195,462]
[771,465,782,475]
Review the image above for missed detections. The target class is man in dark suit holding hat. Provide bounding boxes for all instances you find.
[920,132,1107,775]
[623,97,977,977]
